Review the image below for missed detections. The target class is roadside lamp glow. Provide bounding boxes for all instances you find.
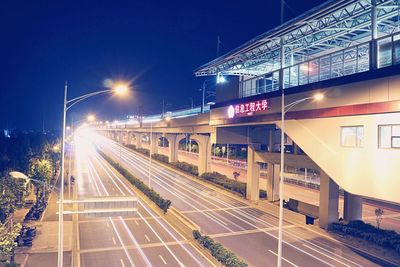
[87,114,96,122]
[113,83,129,95]
[313,93,324,101]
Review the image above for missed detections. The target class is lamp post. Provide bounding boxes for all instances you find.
[58,81,129,267]
[277,92,323,267]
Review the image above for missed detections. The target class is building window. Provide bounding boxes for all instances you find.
[379,124,400,149]
[341,126,364,147]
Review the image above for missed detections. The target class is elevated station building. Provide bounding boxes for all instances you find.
[99,0,400,229]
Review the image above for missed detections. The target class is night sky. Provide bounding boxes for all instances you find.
[0,0,324,131]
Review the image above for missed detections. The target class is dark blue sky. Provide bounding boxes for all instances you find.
[0,0,324,131]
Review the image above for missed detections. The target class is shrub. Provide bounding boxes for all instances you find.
[135,148,150,156]
[152,153,169,163]
[170,161,199,176]
[192,230,247,267]
[200,172,266,199]
[99,150,171,213]
[330,220,400,252]
[125,144,136,150]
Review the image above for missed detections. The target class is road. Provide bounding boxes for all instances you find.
[157,146,400,233]
[89,130,393,267]
[73,134,212,267]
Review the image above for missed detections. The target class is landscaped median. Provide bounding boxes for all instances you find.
[98,149,171,213]
[330,220,400,254]
[125,145,266,199]
[193,230,248,267]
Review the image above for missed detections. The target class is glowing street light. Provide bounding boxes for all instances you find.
[58,80,130,267]
[277,91,324,267]
[113,83,129,95]
[87,114,96,122]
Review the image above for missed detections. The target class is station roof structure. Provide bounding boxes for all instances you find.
[195,0,400,77]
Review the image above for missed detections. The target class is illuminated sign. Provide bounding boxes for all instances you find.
[229,99,271,118]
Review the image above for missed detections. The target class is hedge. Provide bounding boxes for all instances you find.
[193,230,247,267]
[201,172,266,199]
[170,161,199,176]
[152,153,169,163]
[124,144,266,199]
[330,220,400,254]
[99,150,171,213]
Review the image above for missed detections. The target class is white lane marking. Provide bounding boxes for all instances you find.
[135,220,140,226]
[303,244,352,267]
[159,255,167,265]
[112,237,117,245]
[145,234,151,242]
[96,153,204,267]
[88,155,152,267]
[268,250,298,267]
[120,259,126,267]
[107,142,343,266]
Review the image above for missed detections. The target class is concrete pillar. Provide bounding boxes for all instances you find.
[150,134,158,155]
[135,133,142,148]
[194,135,211,175]
[268,130,273,152]
[165,134,179,163]
[293,143,300,155]
[343,192,363,222]
[126,132,132,145]
[116,131,121,142]
[266,163,280,202]
[319,171,339,229]
[246,144,260,201]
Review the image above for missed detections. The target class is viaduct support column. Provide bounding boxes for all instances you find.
[319,170,339,229]
[165,134,179,163]
[150,134,158,155]
[246,144,260,201]
[115,131,121,143]
[196,135,211,176]
[135,133,142,148]
[126,132,132,145]
[343,192,363,222]
[267,163,280,202]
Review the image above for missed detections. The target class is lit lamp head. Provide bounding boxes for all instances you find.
[165,116,171,122]
[113,83,129,96]
[87,114,96,122]
[313,93,324,101]
[53,144,60,152]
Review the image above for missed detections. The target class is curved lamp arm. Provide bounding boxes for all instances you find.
[283,96,313,114]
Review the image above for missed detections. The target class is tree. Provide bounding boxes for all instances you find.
[0,222,21,263]
[375,208,384,229]
[0,174,27,223]
[29,159,52,197]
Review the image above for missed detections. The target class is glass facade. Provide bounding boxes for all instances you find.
[238,32,400,98]
[239,71,279,98]
[283,43,370,89]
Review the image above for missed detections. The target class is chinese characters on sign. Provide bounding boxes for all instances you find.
[232,99,271,117]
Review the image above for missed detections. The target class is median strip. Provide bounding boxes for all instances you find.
[193,230,248,267]
[98,149,172,213]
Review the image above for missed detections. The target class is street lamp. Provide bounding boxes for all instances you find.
[87,114,96,122]
[277,92,323,267]
[58,81,129,267]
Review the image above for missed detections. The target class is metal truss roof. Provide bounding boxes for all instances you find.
[195,0,400,77]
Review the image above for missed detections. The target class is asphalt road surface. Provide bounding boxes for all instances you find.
[83,129,395,267]
[74,134,212,267]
